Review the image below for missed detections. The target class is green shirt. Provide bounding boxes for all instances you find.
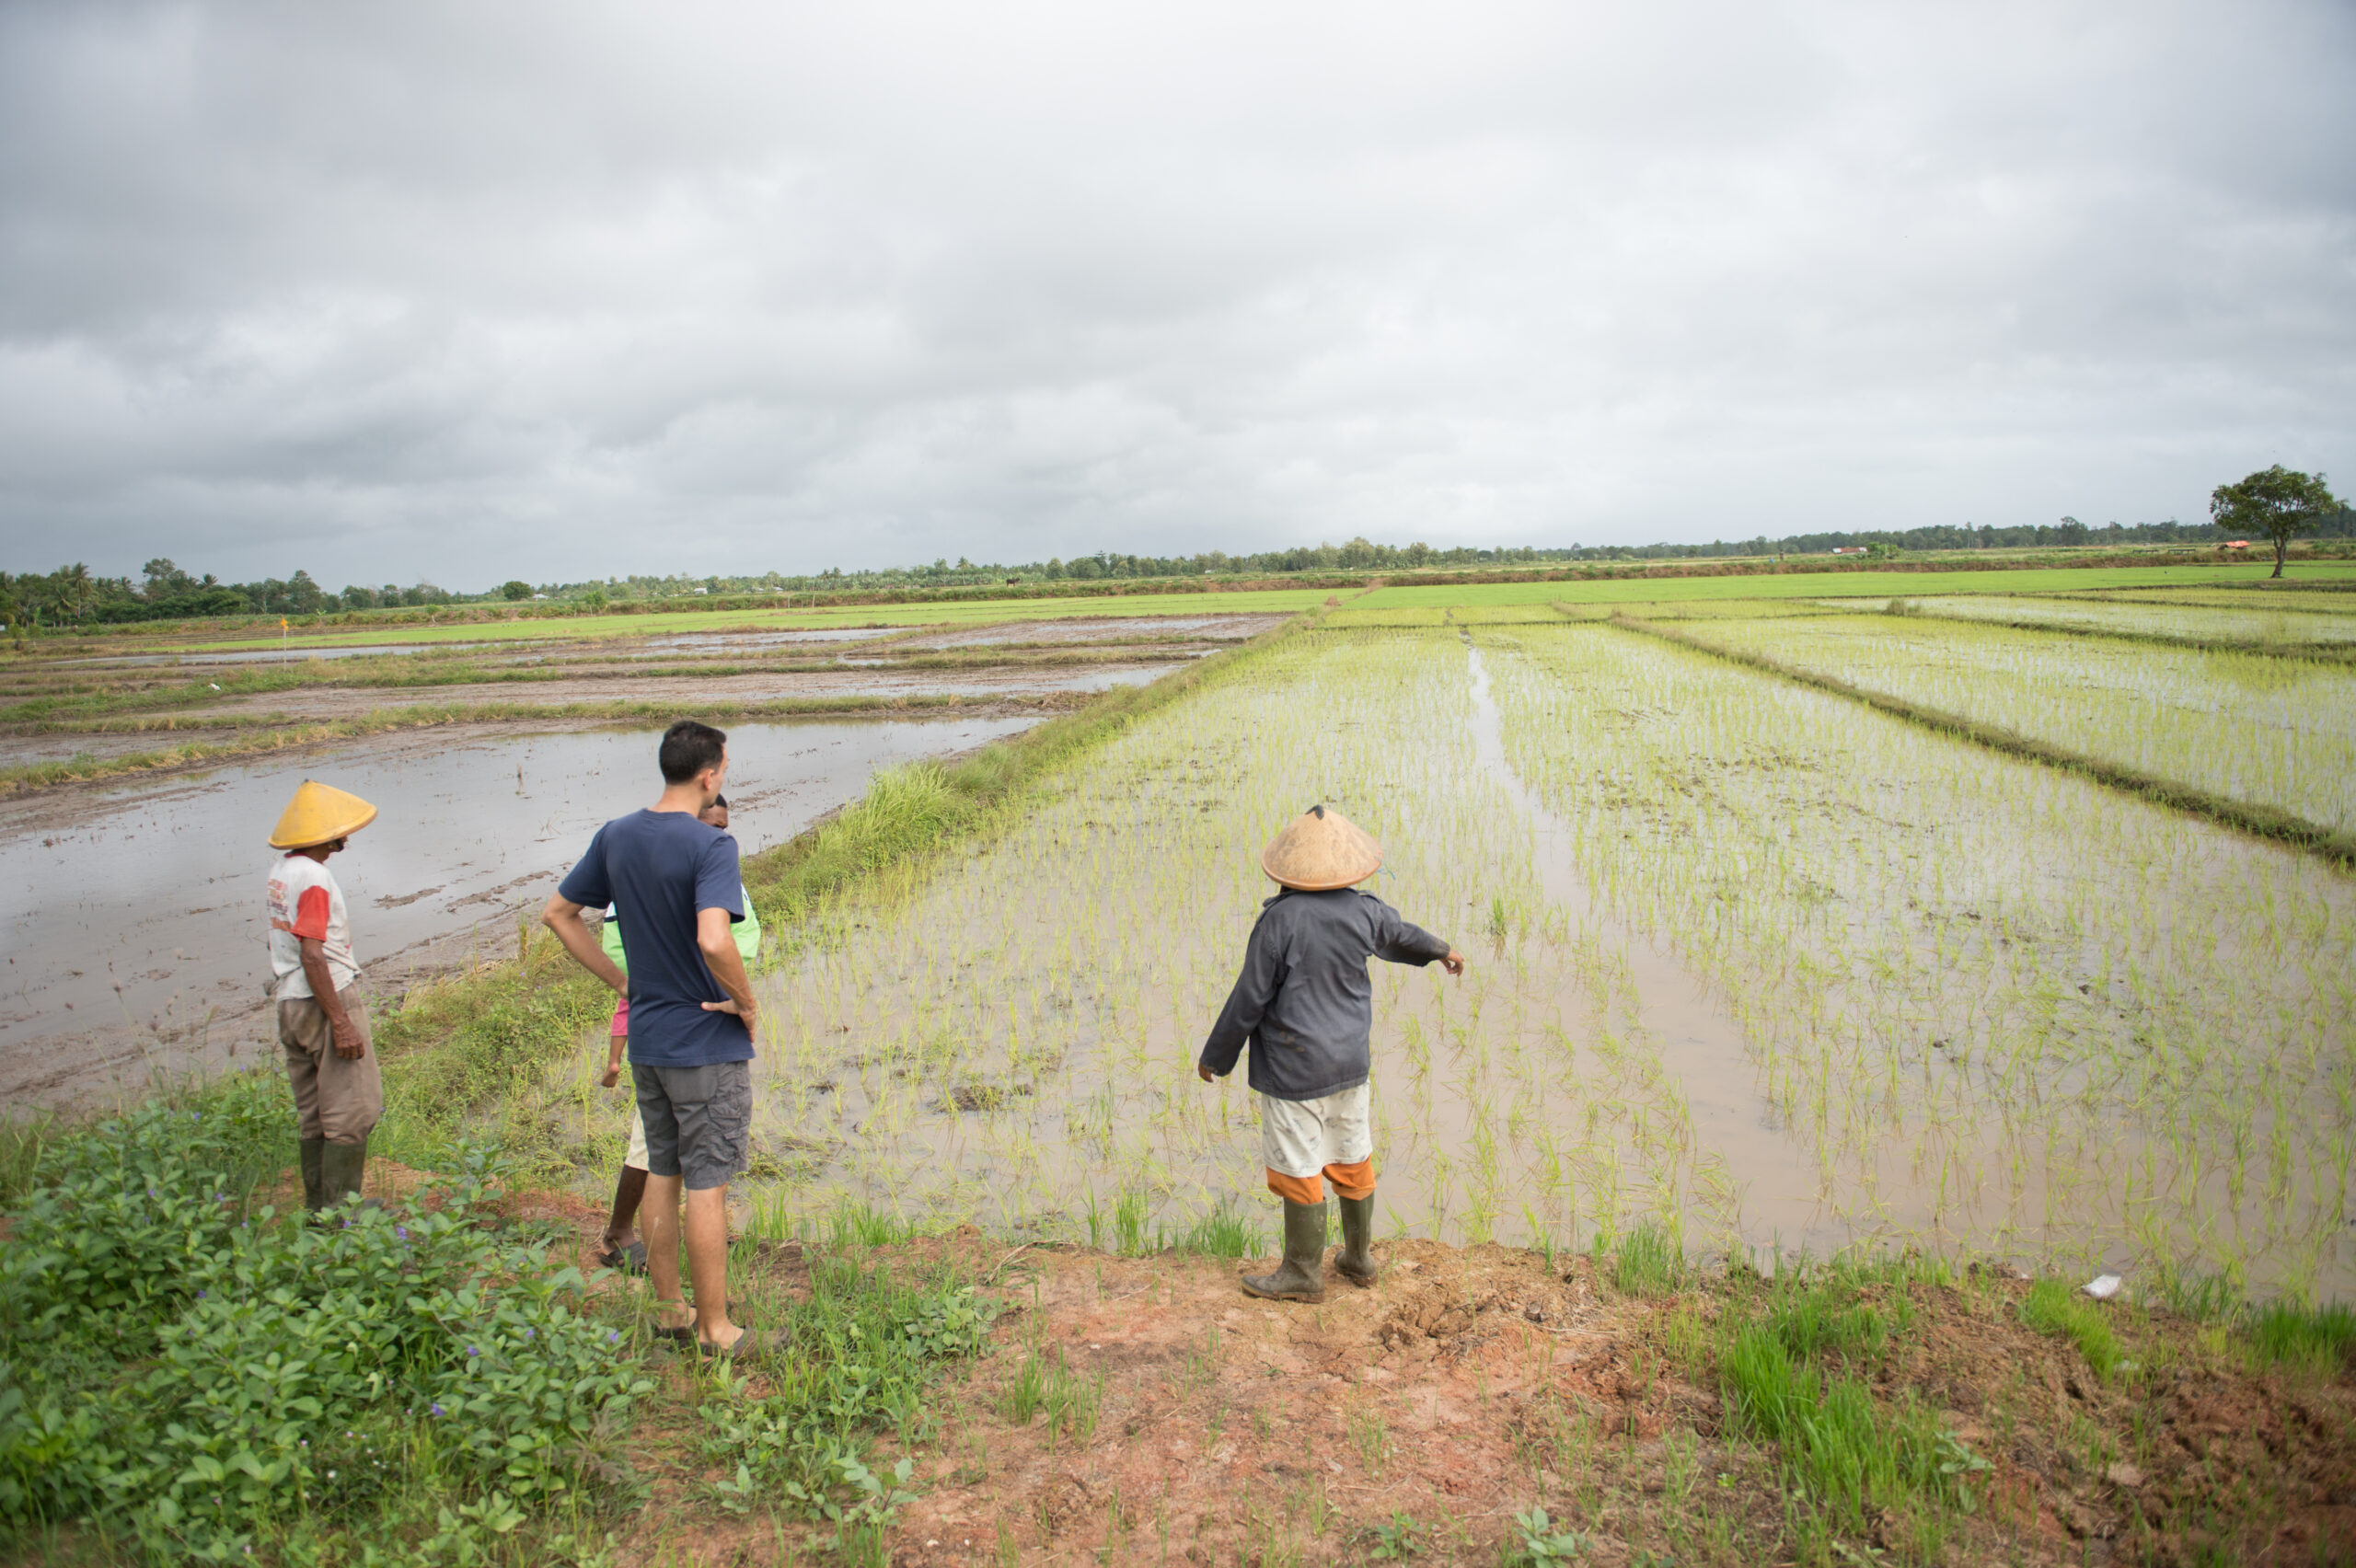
[600,892,762,973]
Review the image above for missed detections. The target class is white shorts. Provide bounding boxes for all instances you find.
[625,1101,649,1170]
[1259,1083,1373,1178]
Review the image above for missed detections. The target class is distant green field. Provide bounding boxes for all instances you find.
[1355,561,2356,608]
[152,589,1343,653]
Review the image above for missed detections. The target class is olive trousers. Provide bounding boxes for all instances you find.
[278,997,383,1145]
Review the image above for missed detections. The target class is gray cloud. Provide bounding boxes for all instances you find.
[2,0,2350,586]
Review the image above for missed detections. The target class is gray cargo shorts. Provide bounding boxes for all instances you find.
[630,1060,752,1191]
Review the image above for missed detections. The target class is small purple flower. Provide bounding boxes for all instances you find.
[607,1331,620,1343]
[430,1402,445,1417]
[467,1346,479,1357]
[522,1328,533,1339]
[196,1290,207,1298]
[396,1226,409,1240]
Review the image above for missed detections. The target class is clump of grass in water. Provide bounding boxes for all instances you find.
[2017,1278,2124,1381]
[1607,1218,1685,1297]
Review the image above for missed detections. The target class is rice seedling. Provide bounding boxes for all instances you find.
[497,612,2356,1303]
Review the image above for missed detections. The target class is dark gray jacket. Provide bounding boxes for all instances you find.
[1198,888,1452,1101]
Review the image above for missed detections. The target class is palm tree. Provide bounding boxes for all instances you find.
[58,562,95,621]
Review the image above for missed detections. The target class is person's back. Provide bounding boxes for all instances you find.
[1207,887,1441,1101]
[582,809,749,1068]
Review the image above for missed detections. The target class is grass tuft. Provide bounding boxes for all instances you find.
[1607,1219,1685,1297]
[2244,1300,2356,1374]
[2018,1278,2124,1380]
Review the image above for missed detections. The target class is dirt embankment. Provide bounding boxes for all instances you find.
[486,1186,2355,1567]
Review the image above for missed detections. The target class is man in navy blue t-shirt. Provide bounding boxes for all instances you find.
[543,719,768,1357]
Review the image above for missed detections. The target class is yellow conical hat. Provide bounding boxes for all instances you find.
[268,779,377,850]
[1260,804,1383,891]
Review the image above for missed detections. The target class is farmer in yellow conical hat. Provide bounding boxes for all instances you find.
[265,779,381,1213]
[1196,804,1465,1302]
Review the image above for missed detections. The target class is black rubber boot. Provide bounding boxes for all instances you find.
[1334,1193,1379,1286]
[1241,1200,1327,1303]
[320,1136,383,1215]
[299,1137,327,1213]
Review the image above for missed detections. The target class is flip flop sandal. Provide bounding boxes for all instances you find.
[653,1309,766,1344]
[651,1302,695,1343]
[595,1240,650,1275]
[699,1327,783,1359]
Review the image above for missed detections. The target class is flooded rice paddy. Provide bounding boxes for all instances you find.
[1671,612,2356,832]
[0,715,1037,1111]
[511,622,2355,1297]
[1900,593,2356,644]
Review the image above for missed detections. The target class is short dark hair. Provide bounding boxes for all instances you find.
[659,720,727,784]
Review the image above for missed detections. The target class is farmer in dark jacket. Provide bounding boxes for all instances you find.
[1197,804,1464,1302]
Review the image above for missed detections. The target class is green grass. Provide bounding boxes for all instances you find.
[100,589,1340,655]
[2243,1300,2356,1374]
[1605,1219,1686,1297]
[2018,1278,2124,1379]
[1351,560,2356,608]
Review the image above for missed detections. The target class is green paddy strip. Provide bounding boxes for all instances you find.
[1607,610,2356,868]
[1886,604,2356,660]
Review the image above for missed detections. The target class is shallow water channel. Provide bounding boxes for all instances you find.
[0,715,1035,1111]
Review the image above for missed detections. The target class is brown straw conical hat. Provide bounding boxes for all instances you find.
[1260,804,1383,891]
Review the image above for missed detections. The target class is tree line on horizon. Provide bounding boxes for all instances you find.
[5,490,2349,628]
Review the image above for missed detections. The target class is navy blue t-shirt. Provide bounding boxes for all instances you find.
[557,809,751,1067]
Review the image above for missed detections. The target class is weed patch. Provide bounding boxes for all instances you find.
[700,1257,998,1529]
[0,1078,649,1563]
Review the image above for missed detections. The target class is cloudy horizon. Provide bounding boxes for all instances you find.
[2,0,2350,588]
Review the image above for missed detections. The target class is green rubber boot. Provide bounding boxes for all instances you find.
[299,1137,327,1212]
[1241,1200,1327,1303]
[1335,1193,1379,1287]
[319,1136,383,1215]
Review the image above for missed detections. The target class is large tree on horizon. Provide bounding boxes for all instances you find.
[2210,466,2341,579]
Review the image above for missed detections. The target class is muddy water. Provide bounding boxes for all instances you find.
[51,643,502,667]
[0,715,1036,1112]
[1459,643,1831,1252]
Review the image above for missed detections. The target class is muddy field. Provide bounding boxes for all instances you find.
[0,611,1288,1112]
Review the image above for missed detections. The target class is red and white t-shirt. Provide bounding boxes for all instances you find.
[267,853,359,999]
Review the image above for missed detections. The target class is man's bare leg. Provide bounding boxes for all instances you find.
[685,1183,740,1350]
[642,1173,692,1332]
[603,1166,648,1255]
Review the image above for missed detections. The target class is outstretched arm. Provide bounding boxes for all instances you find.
[1372,905,1461,974]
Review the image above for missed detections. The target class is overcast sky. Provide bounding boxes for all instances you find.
[2,1,2350,588]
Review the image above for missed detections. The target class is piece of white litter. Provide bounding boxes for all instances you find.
[2082,1274,2123,1300]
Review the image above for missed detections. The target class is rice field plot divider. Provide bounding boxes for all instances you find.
[1873,601,2356,661]
[1594,608,2356,869]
